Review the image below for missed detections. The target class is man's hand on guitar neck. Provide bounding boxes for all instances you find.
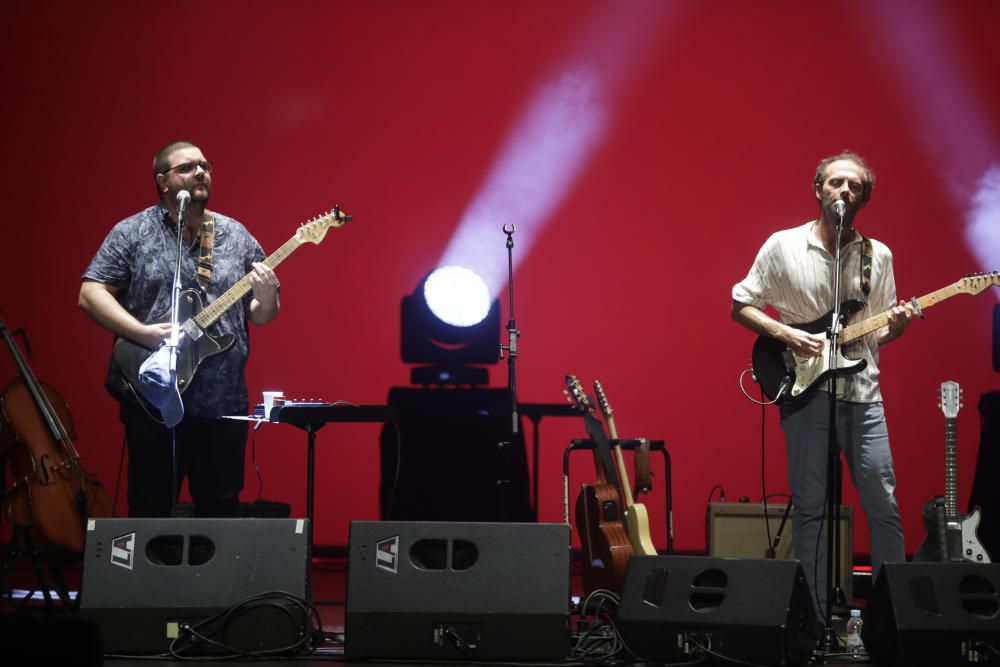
[877,299,916,346]
[248,262,280,325]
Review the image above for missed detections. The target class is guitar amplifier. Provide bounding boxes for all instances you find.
[707,502,853,603]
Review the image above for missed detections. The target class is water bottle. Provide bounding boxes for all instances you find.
[844,609,865,657]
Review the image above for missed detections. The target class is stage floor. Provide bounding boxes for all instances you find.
[2,555,881,666]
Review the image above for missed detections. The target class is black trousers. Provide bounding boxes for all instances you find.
[119,402,249,517]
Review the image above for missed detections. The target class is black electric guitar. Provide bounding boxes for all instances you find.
[914,381,991,563]
[752,272,999,403]
[112,207,350,400]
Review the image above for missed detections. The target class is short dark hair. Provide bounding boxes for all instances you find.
[813,151,875,205]
[152,140,199,176]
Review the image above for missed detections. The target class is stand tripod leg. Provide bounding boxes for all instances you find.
[0,525,72,610]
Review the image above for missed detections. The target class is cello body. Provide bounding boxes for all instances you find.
[1,318,112,553]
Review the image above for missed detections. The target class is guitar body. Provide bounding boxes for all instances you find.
[958,507,991,563]
[623,503,656,556]
[575,482,633,595]
[112,289,236,397]
[914,495,947,562]
[752,299,867,404]
[914,497,991,563]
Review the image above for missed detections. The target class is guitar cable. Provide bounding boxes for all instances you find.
[738,366,787,406]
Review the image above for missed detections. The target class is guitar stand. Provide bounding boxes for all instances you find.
[563,438,673,553]
[0,524,74,611]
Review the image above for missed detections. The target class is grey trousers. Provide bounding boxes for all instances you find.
[780,392,905,619]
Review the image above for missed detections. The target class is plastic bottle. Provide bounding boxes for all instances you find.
[844,609,865,657]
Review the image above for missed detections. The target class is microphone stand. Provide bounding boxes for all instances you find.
[498,224,521,521]
[823,204,848,646]
[166,193,188,516]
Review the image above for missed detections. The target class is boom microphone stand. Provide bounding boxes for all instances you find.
[823,199,849,645]
[166,190,189,517]
[497,224,521,521]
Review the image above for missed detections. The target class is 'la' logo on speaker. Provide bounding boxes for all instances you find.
[111,532,136,570]
[375,535,399,573]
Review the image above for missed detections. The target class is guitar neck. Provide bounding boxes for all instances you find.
[193,233,303,329]
[842,282,955,344]
[842,273,1000,343]
[945,417,958,518]
[604,414,636,508]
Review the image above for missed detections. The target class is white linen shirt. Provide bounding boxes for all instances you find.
[732,221,897,403]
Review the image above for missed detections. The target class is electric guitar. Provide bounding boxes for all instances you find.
[752,272,1000,403]
[565,374,632,594]
[914,381,991,563]
[112,207,350,402]
[592,380,656,556]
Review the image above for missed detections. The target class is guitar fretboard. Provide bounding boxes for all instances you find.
[945,417,958,518]
[193,234,304,329]
[842,273,999,344]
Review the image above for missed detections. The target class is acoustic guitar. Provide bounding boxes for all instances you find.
[592,380,656,556]
[565,374,632,594]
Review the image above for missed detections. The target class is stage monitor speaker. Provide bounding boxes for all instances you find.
[616,556,821,666]
[863,562,1000,666]
[79,518,311,655]
[707,501,853,602]
[345,521,570,661]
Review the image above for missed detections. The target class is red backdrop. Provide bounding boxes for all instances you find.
[2,0,998,557]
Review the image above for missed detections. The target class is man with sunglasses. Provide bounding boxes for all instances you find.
[79,140,280,517]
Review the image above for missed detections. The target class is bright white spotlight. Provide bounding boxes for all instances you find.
[423,266,492,327]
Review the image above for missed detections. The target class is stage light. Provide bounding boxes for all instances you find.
[423,265,491,327]
[401,269,500,382]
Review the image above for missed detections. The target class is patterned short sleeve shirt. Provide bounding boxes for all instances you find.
[83,204,265,417]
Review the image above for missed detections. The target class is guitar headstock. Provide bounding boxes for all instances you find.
[295,205,351,245]
[565,374,596,417]
[939,380,962,419]
[593,380,613,418]
[955,271,1000,295]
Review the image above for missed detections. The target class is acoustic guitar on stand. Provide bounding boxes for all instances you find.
[565,374,632,594]
[592,380,656,556]
[914,381,991,563]
[752,272,1000,404]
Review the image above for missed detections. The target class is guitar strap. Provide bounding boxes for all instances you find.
[195,214,216,292]
[859,234,873,297]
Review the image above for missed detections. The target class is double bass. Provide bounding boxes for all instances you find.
[1,315,112,553]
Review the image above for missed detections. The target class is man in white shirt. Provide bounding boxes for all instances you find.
[731,151,915,620]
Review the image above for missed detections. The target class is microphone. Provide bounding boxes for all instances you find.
[833,199,846,218]
[176,190,191,224]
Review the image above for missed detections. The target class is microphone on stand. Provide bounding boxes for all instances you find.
[833,199,846,223]
[176,189,191,226]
